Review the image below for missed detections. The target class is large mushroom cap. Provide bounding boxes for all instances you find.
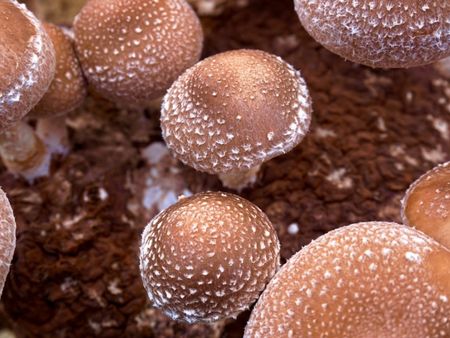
[294,0,450,68]
[0,188,16,297]
[0,0,55,129]
[31,23,86,118]
[402,162,450,249]
[161,49,312,175]
[244,222,450,338]
[73,0,203,107]
[140,191,280,323]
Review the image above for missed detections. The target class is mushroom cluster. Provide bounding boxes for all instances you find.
[140,191,280,323]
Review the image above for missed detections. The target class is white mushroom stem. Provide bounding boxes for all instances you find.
[36,116,70,156]
[218,165,261,191]
[0,121,50,181]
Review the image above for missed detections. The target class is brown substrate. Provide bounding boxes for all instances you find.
[2,0,450,337]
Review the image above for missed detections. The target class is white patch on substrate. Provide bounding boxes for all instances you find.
[326,168,353,189]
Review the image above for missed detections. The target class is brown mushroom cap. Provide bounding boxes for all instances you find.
[244,222,450,338]
[0,188,16,297]
[139,191,280,323]
[161,49,312,175]
[402,162,450,249]
[0,0,55,129]
[31,24,86,118]
[73,0,203,107]
[294,0,450,68]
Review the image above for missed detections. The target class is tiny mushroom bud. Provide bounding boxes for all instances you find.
[0,0,55,180]
[73,0,203,107]
[294,0,450,68]
[0,188,16,297]
[0,0,55,129]
[31,23,86,118]
[244,222,450,338]
[402,162,450,249]
[161,49,312,190]
[139,191,280,323]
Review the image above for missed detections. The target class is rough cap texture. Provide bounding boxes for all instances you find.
[73,0,203,107]
[402,162,450,249]
[294,0,450,68]
[244,222,450,338]
[161,49,312,175]
[0,0,55,129]
[140,191,280,323]
[31,24,86,118]
[0,188,16,297]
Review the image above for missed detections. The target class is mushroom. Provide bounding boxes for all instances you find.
[0,188,17,297]
[402,162,450,249]
[244,222,450,338]
[161,49,312,190]
[139,191,280,323]
[0,0,56,180]
[294,0,450,68]
[73,0,204,108]
[31,23,87,156]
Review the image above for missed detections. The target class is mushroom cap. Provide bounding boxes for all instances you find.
[402,162,450,249]
[161,49,312,175]
[0,0,55,130]
[139,191,280,323]
[30,24,86,118]
[0,188,16,297]
[244,222,450,338]
[294,0,450,68]
[73,0,203,107]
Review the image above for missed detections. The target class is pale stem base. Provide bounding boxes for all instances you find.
[36,116,70,156]
[0,121,50,182]
[218,165,261,191]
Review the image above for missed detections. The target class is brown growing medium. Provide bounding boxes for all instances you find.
[1,0,450,337]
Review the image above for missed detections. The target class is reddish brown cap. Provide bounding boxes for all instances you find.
[73,0,203,107]
[294,0,450,68]
[402,162,450,249]
[31,24,86,118]
[161,49,312,175]
[0,0,55,129]
[0,188,16,297]
[245,222,450,337]
[140,191,280,323]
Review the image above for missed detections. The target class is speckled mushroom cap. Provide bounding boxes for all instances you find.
[161,49,312,175]
[0,0,55,130]
[30,24,86,118]
[73,0,203,107]
[139,191,280,323]
[402,162,450,249]
[244,222,450,338]
[0,188,16,297]
[294,0,450,68]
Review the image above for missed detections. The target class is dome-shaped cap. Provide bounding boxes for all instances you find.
[294,0,450,68]
[140,191,280,323]
[161,49,312,175]
[0,0,55,129]
[74,0,203,107]
[245,222,450,337]
[0,188,16,297]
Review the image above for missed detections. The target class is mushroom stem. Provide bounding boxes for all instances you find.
[0,121,50,181]
[36,116,70,156]
[218,165,261,191]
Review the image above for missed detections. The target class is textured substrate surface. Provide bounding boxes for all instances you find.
[2,0,450,337]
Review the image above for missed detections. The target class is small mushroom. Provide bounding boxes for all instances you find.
[402,161,450,249]
[244,222,450,337]
[31,23,87,156]
[161,49,312,190]
[139,191,280,323]
[73,0,204,108]
[0,188,17,297]
[0,0,55,180]
[294,0,450,68]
